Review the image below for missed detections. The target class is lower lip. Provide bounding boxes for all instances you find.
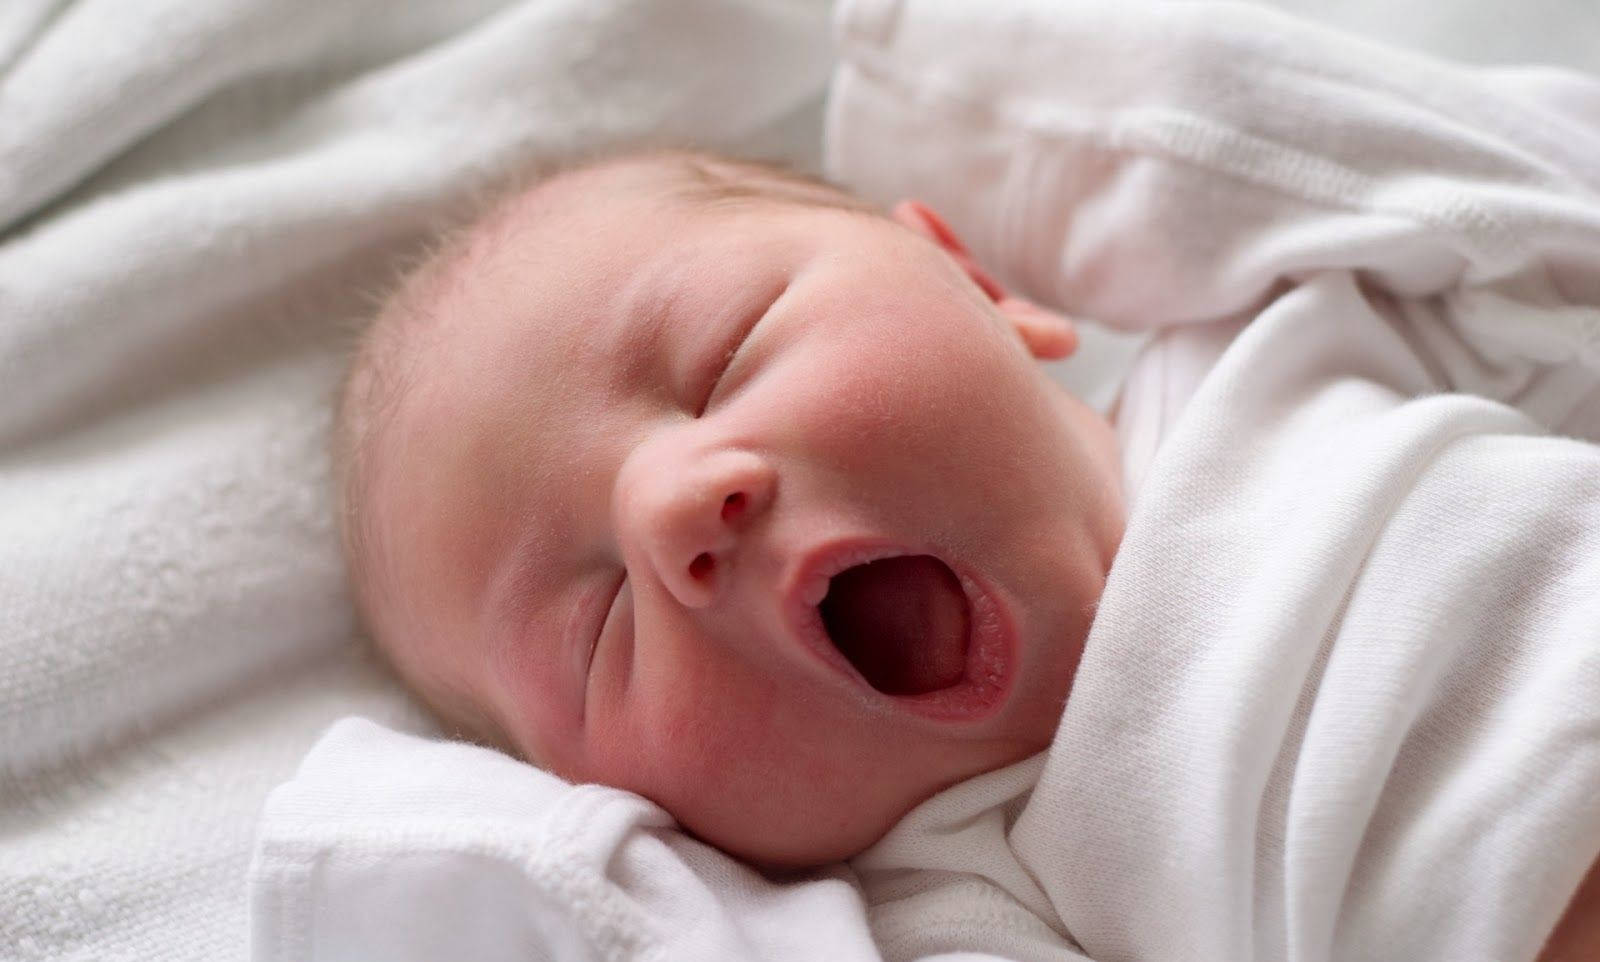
[788,550,1019,722]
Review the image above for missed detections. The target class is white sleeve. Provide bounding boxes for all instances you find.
[825,0,1600,377]
[250,719,900,962]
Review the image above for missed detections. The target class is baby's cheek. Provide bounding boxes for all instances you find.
[630,661,788,799]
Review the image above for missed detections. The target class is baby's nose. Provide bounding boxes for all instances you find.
[621,447,776,609]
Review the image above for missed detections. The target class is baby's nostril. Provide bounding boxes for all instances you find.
[721,492,746,523]
[689,552,716,581]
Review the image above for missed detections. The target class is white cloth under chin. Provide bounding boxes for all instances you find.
[253,1,1600,960]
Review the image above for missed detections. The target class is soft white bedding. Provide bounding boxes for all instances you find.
[3,0,1596,960]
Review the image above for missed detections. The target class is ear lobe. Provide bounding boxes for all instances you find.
[892,199,1079,360]
[891,200,1005,301]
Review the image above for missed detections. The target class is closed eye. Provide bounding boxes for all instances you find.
[700,344,741,415]
[698,320,757,416]
[582,572,631,721]
[697,282,788,416]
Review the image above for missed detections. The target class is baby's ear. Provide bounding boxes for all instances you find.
[891,200,1078,360]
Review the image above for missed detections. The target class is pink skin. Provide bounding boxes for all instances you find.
[372,158,1125,866]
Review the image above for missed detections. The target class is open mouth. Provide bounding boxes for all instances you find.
[789,543,1016,720]
[818,555,970,696]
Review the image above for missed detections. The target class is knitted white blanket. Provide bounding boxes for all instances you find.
[252,2,1600,960]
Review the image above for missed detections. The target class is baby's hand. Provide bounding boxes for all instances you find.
[997,295,1077,360]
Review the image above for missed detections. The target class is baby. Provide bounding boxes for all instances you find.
[335,148,1126,867]
[335,143,1600,959]
[317,0,1600,952]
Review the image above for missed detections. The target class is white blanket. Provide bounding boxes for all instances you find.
[250,2,1600,961]
[0,2,830,959]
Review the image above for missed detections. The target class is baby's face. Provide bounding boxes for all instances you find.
[372,159,1124,865]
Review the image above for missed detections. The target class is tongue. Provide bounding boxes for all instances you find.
[818,555,970,696]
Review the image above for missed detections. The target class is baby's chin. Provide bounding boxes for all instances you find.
[711,754,1052,867]
[677,721,1054,868]
[684,775,952,868]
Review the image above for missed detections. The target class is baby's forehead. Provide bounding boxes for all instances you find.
[389,158,859,490]
[446,158,732,321]
[390,162,766,464]
[380,150,882,465]
[371,150,871,425]
[441,163,831,342]
[486,153,743,238]
[554,150,851,201]
[482,151,872,256]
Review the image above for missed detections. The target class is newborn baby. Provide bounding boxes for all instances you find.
[296,5,1600,959]
[335,149,1126,866]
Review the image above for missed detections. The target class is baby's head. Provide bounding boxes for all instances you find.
[336,149,1124,865]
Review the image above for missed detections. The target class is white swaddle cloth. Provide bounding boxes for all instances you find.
[253,2,1600,959]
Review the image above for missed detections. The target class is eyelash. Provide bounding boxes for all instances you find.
[697,291,776,416]
[699,345,741,416]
